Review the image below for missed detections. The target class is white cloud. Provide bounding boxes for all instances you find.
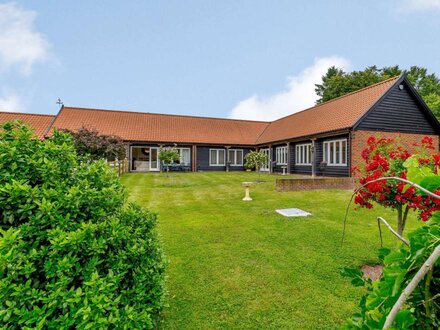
[397,0,440,12]
[0,2,52,75]
[228,56,352,121]
[0,91,24,112]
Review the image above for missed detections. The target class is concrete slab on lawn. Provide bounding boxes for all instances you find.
[276,208,311,217]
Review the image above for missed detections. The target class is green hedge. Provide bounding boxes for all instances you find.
[0,122,166,329]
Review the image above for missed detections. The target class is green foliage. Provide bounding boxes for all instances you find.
[315,65,440,119]
[159,147,180,176]
[315,66,389,103]
[159,147,180,166]
[404,155,436,190]
[344,216,439,329]
[344,156,440,329]
[0,122,166,328]
[244,151,269,172]
[62,126,127,161]
[159,147,180,164]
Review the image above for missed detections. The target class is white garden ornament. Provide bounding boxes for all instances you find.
[242,182,253,201]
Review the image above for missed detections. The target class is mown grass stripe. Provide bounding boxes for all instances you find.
[121,172,422,329]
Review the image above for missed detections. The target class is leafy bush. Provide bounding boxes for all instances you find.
[244,151,269,181]
[343,216,439,329]
[62,126,127,161]
[344,152,440,329]
[0,122,166,328]
[244,151,268,171]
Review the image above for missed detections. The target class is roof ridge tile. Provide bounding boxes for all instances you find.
[61,106,270,124]
[0,111,55,117]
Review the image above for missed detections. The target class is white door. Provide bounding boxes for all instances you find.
[150,147,160,171]
[260,148,270,172]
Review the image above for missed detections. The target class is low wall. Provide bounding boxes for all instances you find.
[276,177,355,192]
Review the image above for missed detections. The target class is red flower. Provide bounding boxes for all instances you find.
[354,195,365,205]
[361,148,370,160]
[354,135,438,222]
[421,136,435,149]
[420,211,430,221]
[432,154,440,167]
[367,136,376,145]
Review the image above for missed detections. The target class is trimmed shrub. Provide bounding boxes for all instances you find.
[0,122,165,328]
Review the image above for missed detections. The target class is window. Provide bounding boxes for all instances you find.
[276,146,288,165]
[177,148,191,165]
[260,148,270,171]
[323,139,347,166]
[228,149,243,166]
[210,149,226,166]
[295,143,312,165]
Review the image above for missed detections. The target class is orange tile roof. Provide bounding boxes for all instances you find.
[0,112,55,138]
[2,77,400,145]
[256,76,399,144]
[49,107,270,145]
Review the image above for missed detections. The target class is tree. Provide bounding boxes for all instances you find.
[353,135,440,235]
[244,151,269,181]
[62,127,126,161]
[315,65,440,119]
[0,122,165,328]
[158,147,180,176]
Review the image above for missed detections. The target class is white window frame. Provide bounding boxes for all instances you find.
[260,148,270,171]
[228,149,243,166]
[323,139,348,166]
[295,143,312,165]
[275,146,288,165]
[177,148,191,166]
[209,149,226,166]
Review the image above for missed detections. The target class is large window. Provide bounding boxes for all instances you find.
[177,148,191,165]
[323,139,347,166]
[228,149,243,166]
[295,143,312,165]
[276,146,288,165]
[210,149,226,166]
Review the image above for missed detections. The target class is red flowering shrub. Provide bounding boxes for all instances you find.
[353,135,440,234]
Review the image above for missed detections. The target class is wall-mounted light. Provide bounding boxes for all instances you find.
[398,84,404,90]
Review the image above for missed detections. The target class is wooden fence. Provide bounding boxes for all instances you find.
[107,159,129,176]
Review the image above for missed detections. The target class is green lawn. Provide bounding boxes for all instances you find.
[121,172,421,329]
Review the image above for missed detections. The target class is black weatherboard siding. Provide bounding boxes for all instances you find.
[355,80,438,134]
[290,142,312,175]
[197,146,225,171]
[272,144,288,173]
[196,146,253,171]
[288,136,350,177]
[229,148,253,171]
[315,135,350,177]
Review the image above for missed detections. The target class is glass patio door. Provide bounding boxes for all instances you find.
[150,147,160,171]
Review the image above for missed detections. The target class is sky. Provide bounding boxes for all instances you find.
[0,0,439,121]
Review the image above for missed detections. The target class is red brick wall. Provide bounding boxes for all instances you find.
[350,130,439,176]
[276,177,355,191]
